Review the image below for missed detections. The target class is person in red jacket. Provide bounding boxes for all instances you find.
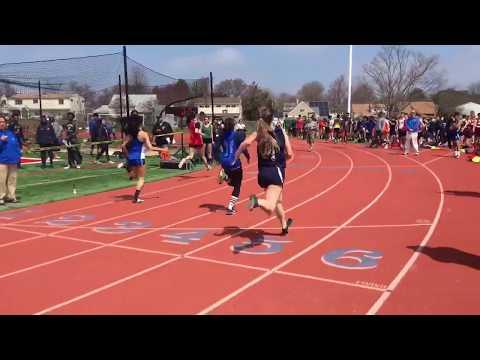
[178,113,211,170]
[296,115,304,139]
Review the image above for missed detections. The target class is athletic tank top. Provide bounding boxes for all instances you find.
[201,123,212,140]
[128,136,145,160]
[220,130,240,170]
[258,127,286,169]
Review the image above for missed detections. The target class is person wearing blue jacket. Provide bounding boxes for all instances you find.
[7,113,24,169]
[404,111,421,156]
[217,118,250,215]
[0,116,22,205]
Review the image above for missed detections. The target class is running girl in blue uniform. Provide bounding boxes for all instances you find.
[217,118,250,215]
[122,116,165,203]
[234,105,294,234]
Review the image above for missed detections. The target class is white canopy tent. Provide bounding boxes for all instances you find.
[456,102,480,116]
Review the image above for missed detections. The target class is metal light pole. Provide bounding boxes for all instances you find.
[347,45,353,115]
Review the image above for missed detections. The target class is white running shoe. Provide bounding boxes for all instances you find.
[64,166,70,170]
[178,159,186,169]
[108,161,115,164]
[117,162,125,169]
[76,165,81,169]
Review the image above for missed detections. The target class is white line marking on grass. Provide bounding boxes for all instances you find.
[16,175,99,189]
[9,160,259,226]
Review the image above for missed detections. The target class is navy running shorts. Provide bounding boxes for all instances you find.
[258,166,285,189]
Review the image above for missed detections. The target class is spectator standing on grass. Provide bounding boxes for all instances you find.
[7,113,24,169]
[105,119,115,140]
[0,116,21,205]
[212,116,224,163]
[404,111,421,156]
[49,116,63,146]
[152,115,173,149]
[88,113,99,156]
[63,112,82,169]
[95,117,114,164]
[36,115,56,168]
[201,115,214,164]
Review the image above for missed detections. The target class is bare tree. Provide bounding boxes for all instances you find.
[68,81,96,111]
[274,92,297,116]
[432,88,480,114]
[0,83,16,97]
[94,87,117,109]
[327,75,348,113]
[297,81,325,102]
[408,87,429,101]
[190,77,210,100]
[129,67,149,94]
[363,46,444,112]
[352,81,377,103]
[468,81,480,95]
[153,79,191,106]
[241,82,273,121]
[214,78,248,97]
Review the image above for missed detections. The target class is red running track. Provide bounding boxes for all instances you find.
[0,140,478,314]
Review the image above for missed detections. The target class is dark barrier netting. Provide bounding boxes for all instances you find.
[0,50,210,135]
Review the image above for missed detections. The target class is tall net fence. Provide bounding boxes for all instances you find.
[0,50,210,139]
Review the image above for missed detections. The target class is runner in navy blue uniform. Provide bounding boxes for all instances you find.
[234,105,294,234]
[122,115,164,203]
[217,118,250,215]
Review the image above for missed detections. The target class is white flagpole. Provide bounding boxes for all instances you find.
[347,45,353,115]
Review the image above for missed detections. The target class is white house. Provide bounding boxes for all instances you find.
[93,94,160,124]
[288,101,317,119]
[193,96,242,119]
[456,102,480,116]
[5,93,85,120]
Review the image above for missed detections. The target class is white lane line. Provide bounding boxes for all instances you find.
[196,147,392,315]
[33,150,355,314]
[275,270,386,292]
[366,156,444,315]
